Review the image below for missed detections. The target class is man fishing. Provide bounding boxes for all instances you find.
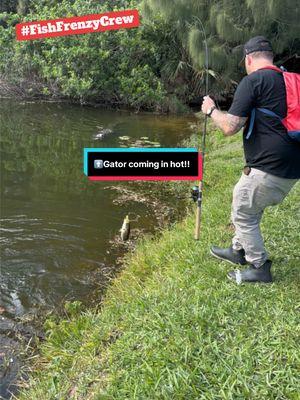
[201,36,300,283]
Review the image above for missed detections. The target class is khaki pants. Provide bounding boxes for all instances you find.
[231,168,298,267]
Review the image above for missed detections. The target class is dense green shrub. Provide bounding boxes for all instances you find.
[0,0,193,111]
[143,0,300,94]
[1,0,299,110]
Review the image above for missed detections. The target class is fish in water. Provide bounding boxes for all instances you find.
[120,215,130,241]
[93,127,113,140]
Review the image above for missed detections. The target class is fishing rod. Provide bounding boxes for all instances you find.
[192,17,208,240]
[119,18,209,241]
[192,17,209,240]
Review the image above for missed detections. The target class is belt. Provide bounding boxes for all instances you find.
[243,166,251,176]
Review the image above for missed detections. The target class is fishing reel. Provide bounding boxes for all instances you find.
[191,186,200,202]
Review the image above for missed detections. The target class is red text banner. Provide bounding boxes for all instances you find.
[16,9,140,41]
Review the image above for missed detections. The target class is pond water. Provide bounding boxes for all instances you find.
[0,99,196,397]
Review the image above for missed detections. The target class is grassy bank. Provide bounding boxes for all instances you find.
[18,130,300,400]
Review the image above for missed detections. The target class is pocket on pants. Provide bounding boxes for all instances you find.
[233,179,253,214]
[236,187,253,212]
[233,173,284,215]
[252,183,285,210]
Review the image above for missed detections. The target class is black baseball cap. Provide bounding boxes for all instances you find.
[240,36,273,64]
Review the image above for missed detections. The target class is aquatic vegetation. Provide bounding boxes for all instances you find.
[118,135,161,148]
[118,136,131,141]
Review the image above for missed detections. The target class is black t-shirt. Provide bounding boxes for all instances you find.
[229,68,300,179]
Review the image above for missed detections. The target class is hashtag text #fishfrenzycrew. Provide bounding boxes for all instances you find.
[22,15,134,36]
[16,10,140,41]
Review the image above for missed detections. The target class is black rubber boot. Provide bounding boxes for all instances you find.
[210,245,247,266]
[227,260,273,283]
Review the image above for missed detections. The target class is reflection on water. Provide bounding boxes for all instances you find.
[0,99,195,317]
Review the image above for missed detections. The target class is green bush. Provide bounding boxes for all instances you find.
[0,0,191,111]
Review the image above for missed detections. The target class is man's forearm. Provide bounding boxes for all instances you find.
[201,95,247,135]
[211,109,247,136]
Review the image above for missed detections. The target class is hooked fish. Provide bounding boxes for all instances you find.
[120,215,130,241]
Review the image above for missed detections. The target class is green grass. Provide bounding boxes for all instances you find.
[18,130,300,400]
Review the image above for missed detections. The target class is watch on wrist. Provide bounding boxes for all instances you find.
[207,105,217,117]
